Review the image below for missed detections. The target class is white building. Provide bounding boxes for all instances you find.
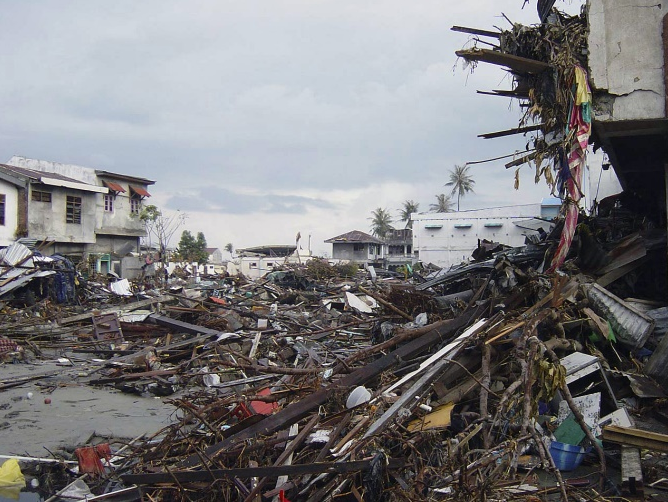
[412,201,559,268]
[237,245,312,280]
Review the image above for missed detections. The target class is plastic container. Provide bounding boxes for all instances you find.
[346,386,371,409]
[549,441,587,471]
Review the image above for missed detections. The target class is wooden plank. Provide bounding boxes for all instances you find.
[479,124,543,139]
[621,446,644,498]
[121,459,405,485]
[476,90,528,99]
[179,305,485,467]
[364,318,488,438]
[149,313,229,337]
[59,295,176,325]
[603,425,668,452]
[456,49,550,74]
[451,25,501,38]
[505,152,537,169]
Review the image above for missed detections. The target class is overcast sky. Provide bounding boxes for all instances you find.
[0,0,592,256]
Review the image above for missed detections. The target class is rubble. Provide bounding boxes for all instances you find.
[0,210,665,502]
[0,5,667,502]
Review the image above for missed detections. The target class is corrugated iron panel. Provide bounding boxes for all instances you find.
[0,242,33,266]
[585,283,656,350]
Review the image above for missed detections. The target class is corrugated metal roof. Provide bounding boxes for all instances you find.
[0,242,33,267]
[0,269,55,297]
[129,185,151,197]
[585,283,656,350]
[0,163,84,184]
[103,181,127,193]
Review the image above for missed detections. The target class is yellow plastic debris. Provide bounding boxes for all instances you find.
[0,458,26,500]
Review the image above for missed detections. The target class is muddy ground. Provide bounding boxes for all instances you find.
[0,360,175,457]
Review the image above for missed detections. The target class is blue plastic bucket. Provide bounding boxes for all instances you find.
[549,441,586,471]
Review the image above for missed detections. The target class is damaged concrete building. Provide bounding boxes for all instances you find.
[2,156,154,274]
[454,0,667,291]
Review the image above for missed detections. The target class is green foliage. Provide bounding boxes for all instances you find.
[138,204,161,223]
[176,230,209,264]
[136,204,187,262]
[369,207,394,238]
[399,200,419,229]
[224,242,234,254]
[430,193,455,213]
[306,258,337,280]
[445,164,475,211]
[334,262,358,278]
[306,258,359,280]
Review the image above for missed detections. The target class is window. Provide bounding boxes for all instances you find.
[353,243,364,251]
[250,262,258,268]
[32,190,52,203]
[66,195,82,224]
[104,194,114,212]
[0,194,5,226]
[130,195,141,215]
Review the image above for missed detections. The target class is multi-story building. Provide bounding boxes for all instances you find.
[0,157,154,275]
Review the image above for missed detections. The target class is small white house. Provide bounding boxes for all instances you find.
[237,244,312,280]
[412,202,559,269]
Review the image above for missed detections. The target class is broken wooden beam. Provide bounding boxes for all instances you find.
[479,124,543,139]
[602,425,668,453]
[505,152,537,169]
[451,25,501,38]
[456,48,550,74]
[122,458,405,485]
[179,306,485,467]
[59,295,176,325]
[148,313,235,338]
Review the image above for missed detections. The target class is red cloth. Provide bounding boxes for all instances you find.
[75,444,112,476]
[548,67,591,273]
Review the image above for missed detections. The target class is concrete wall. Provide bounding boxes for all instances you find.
[588,0,667,121]
[28,185,97,244]
[8,156,98,184]
[97,191,145,235]
[413,204,544,268]
[208,249,223,264]
[0,180,19,246]
[239,253,312,279]
[90,234,139,256]
[331,243,384,262]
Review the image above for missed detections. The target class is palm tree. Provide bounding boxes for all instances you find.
[445,164,475,211]
[224,243,234,254]
[369,207,394,238]
[430,194,455,213]
[399,200,420,229]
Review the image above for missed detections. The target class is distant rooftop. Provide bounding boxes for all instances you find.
[325,230,383,244]
[237,245,297,257]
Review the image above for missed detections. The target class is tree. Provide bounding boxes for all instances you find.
[137,205,187,282]
[430,194,455,213]
[224,242,234,254]
[369,207,394,238]
[445,164,475,211]
[176,230,209,264]
[399,200,420,229]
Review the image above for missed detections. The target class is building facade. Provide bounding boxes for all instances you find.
[412,202,557,269]
[1,157,154,274]
[325,231,385,267]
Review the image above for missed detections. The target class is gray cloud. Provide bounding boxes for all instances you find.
[166,186,334,215]
[0,0,583,247]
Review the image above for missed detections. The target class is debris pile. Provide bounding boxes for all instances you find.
[0,216,667,501]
